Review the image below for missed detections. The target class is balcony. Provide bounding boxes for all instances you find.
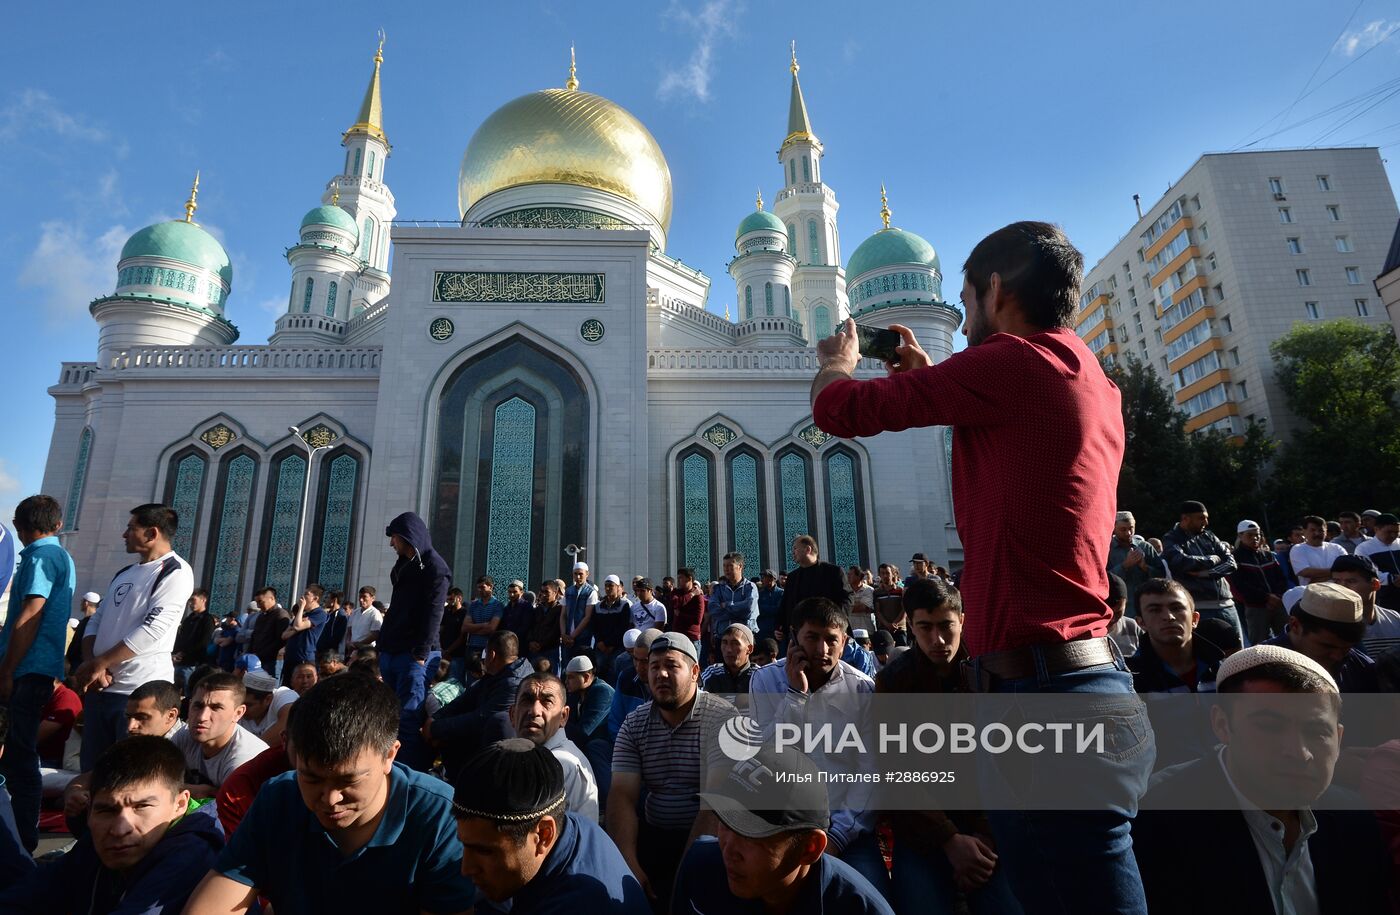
[1144,216,1193,263]
[1185,402,1239,434]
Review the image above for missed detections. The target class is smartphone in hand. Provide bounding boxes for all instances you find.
[854,324,902,362]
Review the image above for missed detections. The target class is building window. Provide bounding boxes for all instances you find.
[776,450,814,557]
[813,305,832,340]
[1220,314,1233,333]
[1356,298,1370,317]
[765,282,774,315]
[1214,283,1225,302]
[310,451,361,592]
[786,223,797,253]
[789,159,796,185]
[1190,194,1201,212]
[325,280,338,316]
[1305,301,1320,320]
[480,398,536,591]
[1346,267,1362,285]
[302,278,314,313]
[1268,177,1284,195]
[1327,205,1341,221]
[784,285,791,316]
[801,157,811,182]
[1237,381,1248,400]
[258,451,308,602]
[1278,207,1292,223]
[65,426,94,530]
[1336,235,1353,253]
[808,220,821,265]
[164,449,206,561]
[367,150,376,180]
[1317,175,1331,191]
[728,449,766,573]
[205,452,259,617]
[1207,252,1218,270]
[352,148,363,176]
[362,217,375,264]
[1296,269,1311,287]
[1198,222,1209,241]
[679,451,715,582]
[1228,347,1240,366]
[1154,328,1163,344]
[825,450,864,569]
[1286,237,1302,255]
[744,285,752,319]
[1137,248,1145,263]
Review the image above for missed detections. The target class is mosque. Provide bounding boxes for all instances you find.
[41,42,963,610]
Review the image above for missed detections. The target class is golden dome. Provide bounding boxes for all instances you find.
[458,88,673,230]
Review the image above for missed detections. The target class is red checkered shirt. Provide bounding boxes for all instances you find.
[813,328,1123,656]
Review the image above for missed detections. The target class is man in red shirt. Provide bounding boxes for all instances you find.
[811,221,1154,915]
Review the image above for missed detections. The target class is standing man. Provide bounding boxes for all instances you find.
[1332,510,1371,554]
[75,504,194,772]
[629,578,667,632]
[1358,512,1400,610]
[279,583,327,687]
[809,221,1154,913]
[172,589,215,686]
[65,592,101,676]
[707,553,759,662]
[903,552,933,588]
[590,575,632,671]
[345,585,383,655]
[668,568,706,650]
[439,587,469,681]
[777,536,848,643]
[1107,511,1166,615]
[499,580,535,644]
[561,564,598,664]
[755,569,784,642]
[379,511,452,771]
[1289,515,1348,585]
[247,588,289,674]
[1230,520,1290,644]
[314,591,349,661]
[847,566,876,635]
[0,494,76,852]
[1162,501,1243,644]
[461,576,504,664]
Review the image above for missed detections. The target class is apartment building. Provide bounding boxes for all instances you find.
[1075,148,1399,438]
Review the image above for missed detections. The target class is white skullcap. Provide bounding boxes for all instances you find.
[573,562,589,572]
[565,655,593,674]
[1217,644,1338,693]
[622,628,642,649]
[603,574,621,586]
[1282,586,1307,613]
[1298,581,1363,624]
[82,591,102,604]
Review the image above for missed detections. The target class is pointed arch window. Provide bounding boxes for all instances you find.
[789,159,797,185]
[353,147,363,176]
[256,450,306,602]
[367,150,376,181]
[345,150,352,175]
[677,448,715,583]
[784,285,791,315]
[787,223,797,254]
[824,448,867,569]
[764,282,774,315]
[325,280,338,316]
[302,278,314,313]
[776,448,815,554]
[163,448,206,560]
[205,452,258,614]
[310,449,362,593]
[813,305,832,340]
[289,279,297,312]
[801,157,811,182]
[808,220,821,265]
[744,285,753,320]
[65,427,93,530]
[727,448,766,573]
[362,218,374,263]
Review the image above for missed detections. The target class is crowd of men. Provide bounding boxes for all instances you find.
[2,220,1399,912]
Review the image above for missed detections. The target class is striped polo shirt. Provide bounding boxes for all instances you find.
[612,690,737,830]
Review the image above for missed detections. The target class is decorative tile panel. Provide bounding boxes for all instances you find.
[169,453,205,559]
[681,452,713,582]
[729,453,762,570]
[65,427,92,529]
[702,423,737,450]
[200,424,235,450]
[433,271,605,304]
[263,455,306,602]
[827,453,860,568]
[798,422,832,449]
[301,424,339,449]
[485,398,535,590]
[209,455,256,613]
[779,452,810,550]
[316,453,359,592]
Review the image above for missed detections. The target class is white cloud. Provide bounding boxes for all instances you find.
[1335,19,1400,56]
[657,0,741,103]
[18,220,129,321]
[0,88,109,144]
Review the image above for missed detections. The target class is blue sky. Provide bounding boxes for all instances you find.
[2,0,1399,523]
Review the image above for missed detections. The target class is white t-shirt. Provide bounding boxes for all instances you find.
[346,605,384,649]
[242,686,297,736]
[1357,540,1400,585]
[1362,605,1400,659]
[1289,542,1347,578]
[172,722,268,788]
[90,551,195,694]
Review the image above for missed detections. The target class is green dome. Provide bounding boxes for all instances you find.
[300,204,359,237]
[119,220,232,288]
[846,227,939,281]
[735,208,787,242]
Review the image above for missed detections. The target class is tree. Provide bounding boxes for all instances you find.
[1267,319,1400,522]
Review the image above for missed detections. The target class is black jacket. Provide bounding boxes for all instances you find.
[1127,636,1227,769]
[173,610,215,662]
[435,655,532,776]
[379,512,452,660]
[779,561,849,631]
[1133,755,1391,914]
[1161,525,1237,604]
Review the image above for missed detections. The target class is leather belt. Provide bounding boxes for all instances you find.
[962,637,1117,690]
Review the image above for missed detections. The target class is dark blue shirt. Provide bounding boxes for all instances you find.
[674,836,894,914]
[756,585,785,639]
[1263,632,1378,693]
[216,762,476,914]
[286,606,328,666]
[478,813,648,914]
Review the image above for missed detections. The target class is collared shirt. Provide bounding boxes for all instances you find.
[814,328,1121,655]
[346,604,384,648]
[1330,534,1371,555]
[630,598,667,631]
[1217,746,1319,915]
[544,729,599,823]
[216,762,476,914]
[0,535,76,680]
[708,578,759,634]
[479,813,648,914]
[466,597,504,650]
[612,691,737,830]
[1363,605,1400,659]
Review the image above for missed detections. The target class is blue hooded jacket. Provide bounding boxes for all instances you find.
[380,512,452,660]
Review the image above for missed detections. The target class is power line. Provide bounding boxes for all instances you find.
[1241,76,1400,148]
[1312,83,1400,145]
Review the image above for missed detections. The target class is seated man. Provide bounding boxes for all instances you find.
[215,705,295,839]
[563,654,614,807]
[674,744,894,914]
[511,671,598,822]
[453,738,647,913]
[423,629,532,780]
[171,672,269,796]
[1264,581,1379,692]
[0,736,223,913]
[183,672,477,914]
[238,668,297,745]
[699,623,757,707]
[1133,644,1391,913]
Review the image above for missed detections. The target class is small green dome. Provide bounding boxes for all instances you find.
[119,220,232,288]
[735,208,787,242]
[300,204,360,237]
[846,227,940,282]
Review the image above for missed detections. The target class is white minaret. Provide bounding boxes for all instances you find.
[331,35,396,307]
[728,190,803,346]
[769,42,847,343]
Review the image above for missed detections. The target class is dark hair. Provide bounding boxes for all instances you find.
[1339,510,1361,522]
[317,650,344,665]
[289,672,399,767]
[326,590,344,605]
[1289,524,1305,534]
[1291,606,1365,645]
[91,735,186,799]
[903,577,962,617]
[358,585,377,598]
[793,535,818,552]
[447,587,465,599]
[130,503,178,541]
[191,588,210,603]
[1302,515,1326,528]
[13,495,62,535]
[348,655,381,678]
[662,576,675,585]
[1106,573,1128,608]
[129,679,180,712]
[677,567,696,582]
[304,583,325,600]
[515,671,566,705]
[793,597,850,633]
[476,575,494,587]
[962,221,1083,330]
[1218,661,1339,704]
[1135,578,1193,614]
[194,672,246,705]
[257,586,278,600]
[487,629,519,659]
[434,658,452,682]
[756,637,780,658]
[722,552,745,566]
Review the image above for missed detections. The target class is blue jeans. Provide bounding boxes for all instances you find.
[80,689,131,772]
[1,674,53,852]
[891,832,1024,914]
[380,651,438,771]
[971,653,1155,915]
